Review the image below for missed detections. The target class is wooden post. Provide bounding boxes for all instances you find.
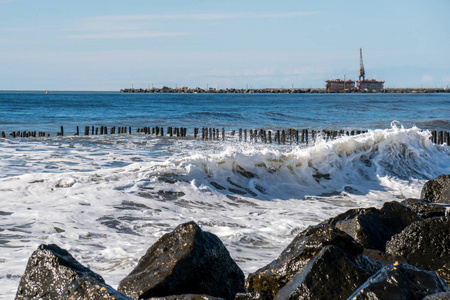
[244,129,247,142]
[268,130,272,143]
[438,131,443,145]
[85,126,89,135]
[305,129,308,144]
[231,130,235,136]
[160,127,164,136]
[222,128,225,141]
[61,126,64,136]
[239,129,242,141]
[431,130,437,143]
[281,130,286,144]
[1,131,5,138]
[76,126,79,136]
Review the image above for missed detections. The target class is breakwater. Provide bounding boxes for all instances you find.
[1,126,449,145]
[120,87,450,94]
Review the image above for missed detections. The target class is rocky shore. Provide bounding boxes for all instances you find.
[14,175,450,300]
[120,87,450,94]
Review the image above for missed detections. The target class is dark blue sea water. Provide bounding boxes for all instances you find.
[0,91,449,135]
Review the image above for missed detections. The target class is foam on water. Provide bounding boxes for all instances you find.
[0,124,449,298]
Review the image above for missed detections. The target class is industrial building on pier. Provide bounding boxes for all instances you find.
[325,49,384,92]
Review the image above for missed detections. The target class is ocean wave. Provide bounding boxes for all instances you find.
[141,124,449,200]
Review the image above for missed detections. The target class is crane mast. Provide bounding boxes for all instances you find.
[359,48,365,81]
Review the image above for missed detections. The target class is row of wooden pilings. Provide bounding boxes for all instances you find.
[1,127,449,145]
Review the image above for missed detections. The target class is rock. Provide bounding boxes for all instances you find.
[149,295,224,300]
[246,224,363,298]
[61,276,132,300]
[421,174,450,203]
[401,198,449,218]
[348,263,449,300]
[15,244,129,300]
[234,291,270,300]
[437,263,450,286]
[324,201,421,251]
[118,221,245,300]
[362,248,407,266]
[386,217,450,272]
[274,245,382,300]
[423,292,450,299]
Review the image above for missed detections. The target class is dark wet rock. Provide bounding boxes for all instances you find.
[246,224,363,297]
[15,244,129,300]
[274,245,382,300]
[61,276,132,300]
[401,198,449,218]
[118,221,245,300]
[234,291,270,300]
[348,263,450,300]
[386,217,450,272]
[437,263,450,286]
[421,174,450,203]
[362,248,408,265]
[149,295,224,300]
[423,292,450,299]
[323,201,421,251]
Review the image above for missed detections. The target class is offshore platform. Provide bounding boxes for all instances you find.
[326,48,385,92]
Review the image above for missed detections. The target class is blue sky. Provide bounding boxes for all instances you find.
[1,0,449,90]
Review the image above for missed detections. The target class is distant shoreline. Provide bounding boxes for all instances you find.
[120,87,450,94]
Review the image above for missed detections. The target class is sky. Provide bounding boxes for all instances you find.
[0,0,449,91]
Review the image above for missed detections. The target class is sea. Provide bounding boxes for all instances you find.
[0,91,449,298]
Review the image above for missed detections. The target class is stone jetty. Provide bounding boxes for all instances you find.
[120,87,450,94]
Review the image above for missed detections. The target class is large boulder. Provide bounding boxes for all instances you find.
[274,245,382,300]
[234,291,270,300]
[421,174,450,203]
[348,263,449,300]
[423,292,450,299]
[437,263,450,286]
[323,201,421,251]
[15,244,129,300]
[118,222,245,300]
[401,198,449,219]
[148,295,224,300]
[386,217,450,273]
[245,224,363,297]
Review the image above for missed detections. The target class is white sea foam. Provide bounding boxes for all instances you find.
[0,125,449,298]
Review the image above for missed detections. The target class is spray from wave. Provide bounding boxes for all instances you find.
[140,123,449,200]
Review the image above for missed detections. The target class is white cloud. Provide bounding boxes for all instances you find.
[69,32,189,40]
[88,11,318,22]
[68,11,317,40]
